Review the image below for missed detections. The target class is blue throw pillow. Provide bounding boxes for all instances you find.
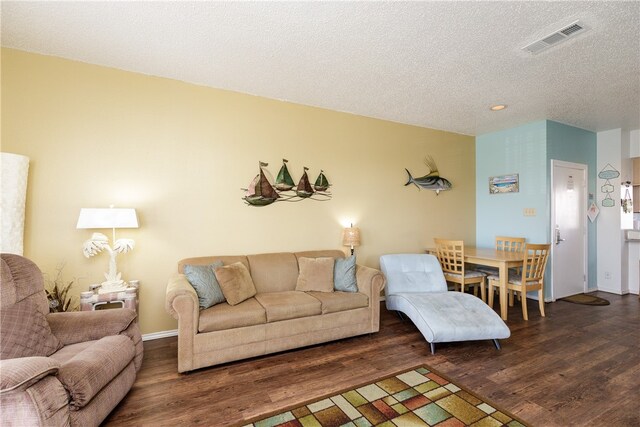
[184,261,225,309]
[334,255,358,292]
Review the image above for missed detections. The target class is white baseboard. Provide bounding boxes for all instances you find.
[596,286,627,295]
[142,329,178,341]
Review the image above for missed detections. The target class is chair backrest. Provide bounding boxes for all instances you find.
[1,253,61,360]
[379,254,447,295]
[434,238,465,275]
[521,243,550,282]
[495,236,526,253]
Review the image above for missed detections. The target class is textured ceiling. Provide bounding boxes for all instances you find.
[2,1,639,136]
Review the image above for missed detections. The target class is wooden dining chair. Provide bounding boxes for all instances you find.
[487,243,550,320]
[495,236,526,253]
[491,236,526,305]
[434,238,486,302]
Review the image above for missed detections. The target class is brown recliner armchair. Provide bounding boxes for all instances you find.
[0,253,143,426]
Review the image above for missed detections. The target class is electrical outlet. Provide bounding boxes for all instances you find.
[523,208,536,216]
[604,272,612,280]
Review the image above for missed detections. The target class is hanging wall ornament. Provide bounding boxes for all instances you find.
[622,181,633,213]
[598,163,619,208]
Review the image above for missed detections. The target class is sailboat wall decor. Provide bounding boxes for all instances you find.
[275,159,295,191]
[242,159,332,206]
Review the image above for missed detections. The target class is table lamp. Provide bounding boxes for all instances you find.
[77,207,138,294]
[342,223,361,256]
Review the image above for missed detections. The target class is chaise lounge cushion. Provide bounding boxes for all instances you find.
[307,291,369,314]
[389,292,510,343]
[380,254,510,348]
[255,291,321,322]
[198,298,267,333]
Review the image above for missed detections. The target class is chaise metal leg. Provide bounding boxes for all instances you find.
[396,311,406,321]
[430,342,436,354]
[492,339,501,350]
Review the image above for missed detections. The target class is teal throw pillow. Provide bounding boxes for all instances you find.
[334,255,358,292]
[184,261,225,309]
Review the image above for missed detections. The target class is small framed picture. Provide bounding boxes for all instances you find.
[489,174,519,194]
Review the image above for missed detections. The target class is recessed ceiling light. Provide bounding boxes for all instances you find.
[490,104,507,111]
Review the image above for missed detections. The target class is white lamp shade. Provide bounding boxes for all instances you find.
[76,208,138,229]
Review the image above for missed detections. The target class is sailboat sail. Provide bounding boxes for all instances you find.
[275,159,295,191]
[296,167,314,198]
[244,162,280,206]
[314,170,329,191]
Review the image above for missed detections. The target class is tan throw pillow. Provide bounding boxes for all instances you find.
[295,257,334,292]
[214,262,257,306]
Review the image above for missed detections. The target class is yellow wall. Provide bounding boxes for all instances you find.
[1,48,475,335]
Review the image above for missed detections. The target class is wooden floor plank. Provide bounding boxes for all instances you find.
[104,292,640,426]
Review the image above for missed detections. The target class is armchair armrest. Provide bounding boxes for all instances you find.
[0,357,59,393]
[47,309,137,346]
[356,264,386,300]
[1,357,68,426]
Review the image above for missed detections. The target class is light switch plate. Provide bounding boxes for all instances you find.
[523,208,536,216]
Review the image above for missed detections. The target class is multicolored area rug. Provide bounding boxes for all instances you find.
[242,365,528,427]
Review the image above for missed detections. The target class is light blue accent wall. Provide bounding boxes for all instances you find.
[546,120,597,289]
[476,121,549,250]
[476,120,597,299]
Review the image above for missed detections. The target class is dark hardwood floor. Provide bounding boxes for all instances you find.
[104,292,639,426]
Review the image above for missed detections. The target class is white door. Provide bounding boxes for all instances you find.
[551,160,587,299]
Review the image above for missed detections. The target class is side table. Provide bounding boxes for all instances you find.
[80,281,139,314]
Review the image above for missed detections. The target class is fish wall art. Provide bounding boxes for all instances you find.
[404,156,452,195]
[242,159,332,206]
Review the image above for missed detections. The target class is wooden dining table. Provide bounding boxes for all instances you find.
[426,247,525,320]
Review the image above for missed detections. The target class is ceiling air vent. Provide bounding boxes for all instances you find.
[522,20,589,55]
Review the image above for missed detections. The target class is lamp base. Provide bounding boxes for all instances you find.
[98,280,127,294]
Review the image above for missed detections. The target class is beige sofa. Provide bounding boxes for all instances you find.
[165,250,385,373]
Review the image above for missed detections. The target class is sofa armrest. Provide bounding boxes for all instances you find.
[356,264,386,300]
[0,357,59,393]
[165,273,198,320]
[47,309,137,346]
[166,273,199,373]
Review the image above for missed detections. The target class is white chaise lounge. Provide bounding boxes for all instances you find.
[379,253,510,353]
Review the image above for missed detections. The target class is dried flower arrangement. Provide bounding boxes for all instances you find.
[45,264,79,312]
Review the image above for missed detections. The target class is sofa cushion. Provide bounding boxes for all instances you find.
[56,335,134,409]
[334,255,358,292]
[295,250,345,260]
[184,261,225,309]
[295,257,334,292]
[198,298,267,333]
[178,256,249,274]
[306,291,369,314]
[247,252,299,293]
[255,291,322,322]
[215,262,257,306]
